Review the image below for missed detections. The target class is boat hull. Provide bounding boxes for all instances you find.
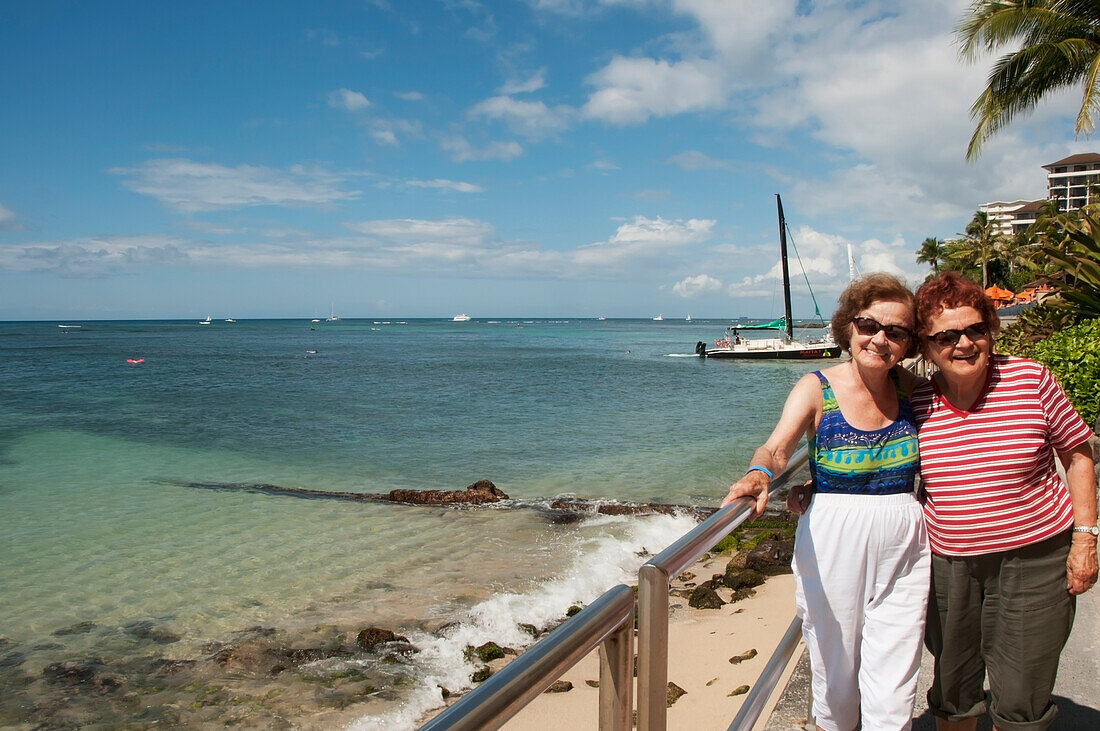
[702,345,841,360]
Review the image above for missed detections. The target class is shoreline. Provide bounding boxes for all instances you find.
[497,570,798,731]
[419,512,801,730]
[0,509,798,730]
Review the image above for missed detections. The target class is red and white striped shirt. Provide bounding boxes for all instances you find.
[911,355,1093,556]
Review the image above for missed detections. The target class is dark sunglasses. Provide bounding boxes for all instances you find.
[852,317,914,343]
[925,322,991,347]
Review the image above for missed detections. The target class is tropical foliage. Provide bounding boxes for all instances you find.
[999,318,1100,426]
[1039,209,1100,318]
[959,0,1100,159]
[916,237,947,273]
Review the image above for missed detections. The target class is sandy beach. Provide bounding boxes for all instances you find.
[439,553,802,731]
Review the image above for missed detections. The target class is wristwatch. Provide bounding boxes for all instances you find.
[1073,525,1100,536]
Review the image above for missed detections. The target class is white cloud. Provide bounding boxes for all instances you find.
[328,88,372,111]
[668,150,728,170]
[394,91,424,101]
[673,274,722,297]
[368,117,423,146]
[306,28,341,47]
[406,178,485,193]
[500,70,546,95]
[441,135,524,162]
[582,56,725,124]
[573,216,714,264]
[468,96,574,139]
[0,235,189,277]
[110,158,361,212]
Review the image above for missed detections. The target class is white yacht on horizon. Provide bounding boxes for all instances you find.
[452,313,471,322]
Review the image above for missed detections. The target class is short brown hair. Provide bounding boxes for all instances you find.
[832,273,918,358]
[914,271,1000,347]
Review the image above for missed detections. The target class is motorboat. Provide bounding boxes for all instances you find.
[452,313,471,322]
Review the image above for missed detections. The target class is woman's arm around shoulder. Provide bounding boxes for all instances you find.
[721,372,822,518]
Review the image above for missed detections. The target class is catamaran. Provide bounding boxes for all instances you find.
[696,195,840,360]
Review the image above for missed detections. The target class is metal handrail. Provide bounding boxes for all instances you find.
[636,444,810,731]
[726,617,803,730]
[420,583,635,731]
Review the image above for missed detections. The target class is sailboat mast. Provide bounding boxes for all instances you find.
[776,194,794,342]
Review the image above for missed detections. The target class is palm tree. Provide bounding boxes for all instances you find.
[916,236,948,273]
[948,210,1005,287]
[1042,209,1100,318]
[958,0,1100,160]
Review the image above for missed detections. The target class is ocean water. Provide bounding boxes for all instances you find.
[0,318,823,727]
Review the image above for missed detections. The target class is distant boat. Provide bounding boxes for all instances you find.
[199,316,212,325]
[652,314,664,321]
[311,318,320,323]
[597,316,607,321]
[326,303,339,322]
[696,195,839,360]
[126,358,144,364]
[58,324,81,329]
[685,315,692,322]
[224,317,236,323]
[452,313,471,322]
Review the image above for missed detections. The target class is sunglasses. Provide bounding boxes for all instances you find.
[925,322,991,347]
[852,317,914,343]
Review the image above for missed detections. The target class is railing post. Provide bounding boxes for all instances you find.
[598,614,633,731]
[637,563,669,731]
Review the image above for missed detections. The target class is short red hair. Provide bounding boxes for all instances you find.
[914,271,1000,338]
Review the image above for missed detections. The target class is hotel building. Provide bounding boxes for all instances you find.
[980,152,1100,235]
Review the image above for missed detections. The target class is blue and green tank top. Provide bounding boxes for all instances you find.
[809,370,919,495]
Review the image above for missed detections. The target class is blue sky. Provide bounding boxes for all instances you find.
[0,0,1091,320]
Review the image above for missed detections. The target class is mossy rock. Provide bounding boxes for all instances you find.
[473,642,505,662]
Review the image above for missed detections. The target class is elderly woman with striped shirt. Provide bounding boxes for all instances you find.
[911,271,1098,731]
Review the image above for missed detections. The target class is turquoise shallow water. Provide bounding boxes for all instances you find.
[0,318,823,726]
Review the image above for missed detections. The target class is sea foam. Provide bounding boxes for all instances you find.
[348,511,698,731]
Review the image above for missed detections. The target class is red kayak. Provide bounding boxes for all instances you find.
[126,358,145,364]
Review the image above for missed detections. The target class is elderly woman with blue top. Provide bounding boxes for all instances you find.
[723,273,928,731]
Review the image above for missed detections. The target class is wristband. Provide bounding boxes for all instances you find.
[746,465,774,481]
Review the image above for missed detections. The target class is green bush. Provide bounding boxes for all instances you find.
[1024,319,1100,428]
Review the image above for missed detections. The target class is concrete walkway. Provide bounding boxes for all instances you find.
[764,582,1100,729]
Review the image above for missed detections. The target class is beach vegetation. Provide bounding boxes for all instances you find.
[1000,318,1100,425]
[958,0,1100,159]
[946,210,1006,288]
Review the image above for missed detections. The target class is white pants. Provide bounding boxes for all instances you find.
[793,492,930,731]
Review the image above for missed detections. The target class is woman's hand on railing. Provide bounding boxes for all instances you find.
[786,480,813,515]
[721,471,771,518]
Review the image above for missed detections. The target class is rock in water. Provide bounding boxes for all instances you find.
[385,479,508,505]
[356,627,408,651]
